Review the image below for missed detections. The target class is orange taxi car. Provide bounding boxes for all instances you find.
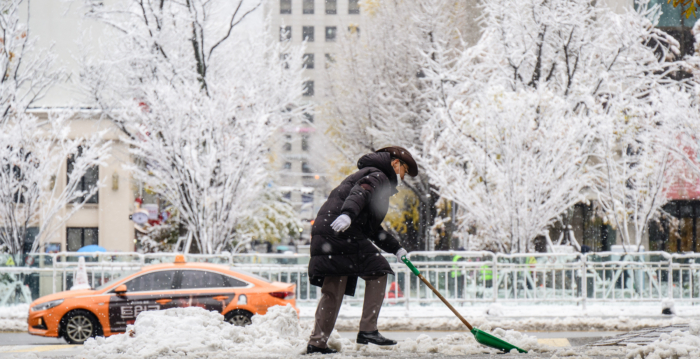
[28,255,297,344]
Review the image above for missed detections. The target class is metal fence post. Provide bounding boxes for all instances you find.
[492,254,498,303]
[581,254,587,310]
[668,256,674,299]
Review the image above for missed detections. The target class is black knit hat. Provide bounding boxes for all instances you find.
[375,146,418,177]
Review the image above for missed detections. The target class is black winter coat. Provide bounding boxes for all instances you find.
[308,152,402,296]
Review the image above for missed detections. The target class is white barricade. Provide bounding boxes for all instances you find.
[4,250,700,307]
[584,252,670,302]
[496,253,583,304]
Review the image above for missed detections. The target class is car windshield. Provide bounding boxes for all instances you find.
[95,270,139,291]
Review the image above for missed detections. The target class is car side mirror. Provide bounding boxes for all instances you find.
[114,285,127,296]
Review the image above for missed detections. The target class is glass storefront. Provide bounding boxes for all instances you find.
[650,201,700,253]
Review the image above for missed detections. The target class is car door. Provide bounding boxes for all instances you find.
[107,269,179,333]
[175,270,242,313]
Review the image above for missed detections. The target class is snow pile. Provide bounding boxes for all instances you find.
[83,305,309,358]
[626,322,700,359]
[661,298,675,315]
[84,305,554,358]
[0,304,28,331]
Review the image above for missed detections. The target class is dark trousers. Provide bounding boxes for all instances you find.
[308,275,387,348]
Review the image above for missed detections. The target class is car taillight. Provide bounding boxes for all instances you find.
[269,291,295,300]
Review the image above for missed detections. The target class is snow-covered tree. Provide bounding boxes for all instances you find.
[423,89,596,253]
[322,0,470,250]
[590,89,698,251]
[0,0,110,255]
[78,0,305,254]
[422,0,697,252]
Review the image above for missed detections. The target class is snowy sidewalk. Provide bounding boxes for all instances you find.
[299,302,700,332]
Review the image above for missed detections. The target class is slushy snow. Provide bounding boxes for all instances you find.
[83,305,551,358]
[0,304,28,331]
[626,321,700,359]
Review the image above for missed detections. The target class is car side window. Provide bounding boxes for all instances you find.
[224,276,248,288]
[179,270,248,289]
[124,270,177,292]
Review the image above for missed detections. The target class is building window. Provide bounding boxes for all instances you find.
[303,112,314,123]
[283,134,292,151]
[67,153,99,204]
[283,192,291,200]
[302,26,314,42]
[302,193,314,203]
[325,53,335,68]
[303,54,314,69]
[280,53,289,69]
[650,200,700,253]
[280,0,292,14]
[302,135,309,151]
[325,0,336,14]
[280,26,291,42]
[303,0,314,14]
[640,1,698,57]
[348,25,360,36]
[348,0,360,14]
[302,162,313,179]
[284,162,292,170]
[303,81,314,96]
[67,227,98,252]
[325,26,337,42]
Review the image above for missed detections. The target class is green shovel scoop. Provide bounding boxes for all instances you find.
[401,256,527,354]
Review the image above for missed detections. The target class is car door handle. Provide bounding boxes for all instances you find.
[213,296,229,301]
[155,299,172,305]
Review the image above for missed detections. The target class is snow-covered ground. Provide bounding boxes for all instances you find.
[82,305,700,358]
[303,302,700,332]
[626,322,700,359]
[0,305,27,332]
[1,301,698,333]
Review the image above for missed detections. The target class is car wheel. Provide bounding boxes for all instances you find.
[225,309,253,327]
[61,310,101,344]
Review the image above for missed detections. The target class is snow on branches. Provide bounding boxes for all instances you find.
[423,89,595,253]
[323,0,470,250]
[78,0,305,253]
[421,0,699,252]
[0,0,110,255]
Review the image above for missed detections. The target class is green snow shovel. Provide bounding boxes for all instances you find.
[401,255,527,354]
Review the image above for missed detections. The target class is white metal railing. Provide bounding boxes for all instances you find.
[3,250,700,307]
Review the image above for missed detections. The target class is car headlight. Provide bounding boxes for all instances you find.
[31,299,64,312]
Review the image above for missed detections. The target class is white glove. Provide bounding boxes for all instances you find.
[395,248,408,259]
[331,214,351,232]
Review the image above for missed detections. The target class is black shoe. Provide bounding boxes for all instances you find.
[306,344,338,355]
[356,330,397,346]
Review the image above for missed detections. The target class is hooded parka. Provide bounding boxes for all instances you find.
[308,152,402,296]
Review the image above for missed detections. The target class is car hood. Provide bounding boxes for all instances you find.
[30,289,96,307]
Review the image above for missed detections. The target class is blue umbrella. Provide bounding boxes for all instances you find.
[77,245,107,253]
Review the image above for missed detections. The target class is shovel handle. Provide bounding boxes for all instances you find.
[401,256,473,331]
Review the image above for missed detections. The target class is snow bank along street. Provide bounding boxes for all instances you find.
[71,305,700,359]
[82,305,551,358]
[0,305,28,332]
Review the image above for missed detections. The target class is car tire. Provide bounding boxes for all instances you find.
[225,309,253,327]
[60,309,102,344]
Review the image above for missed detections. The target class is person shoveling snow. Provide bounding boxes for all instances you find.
[306,147,417,354]
[83,305,548,358]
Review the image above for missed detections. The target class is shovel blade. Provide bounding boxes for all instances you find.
[471,328,528,353]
